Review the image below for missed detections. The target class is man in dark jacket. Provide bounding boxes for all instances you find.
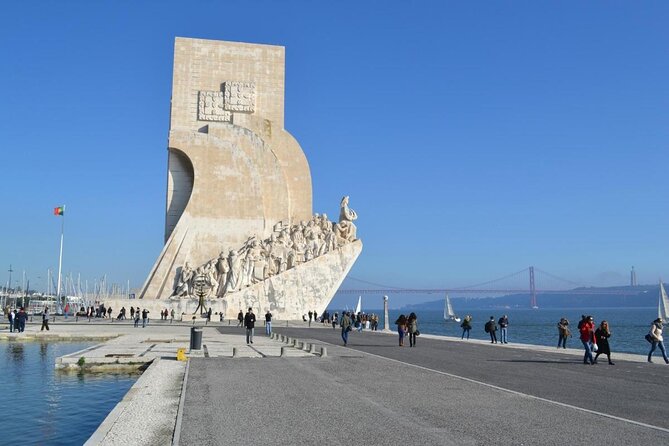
[498,315,509,344]
[41,307,50,331]
[16,307,28,332]
[485,316,498,344]
[244,307,256,344]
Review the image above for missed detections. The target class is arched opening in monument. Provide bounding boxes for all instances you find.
[165,147,194,242]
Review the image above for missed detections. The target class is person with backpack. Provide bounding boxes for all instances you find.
[485,316,498,344]
[579,315,596,365]
[460,315,472,340]
[647,318,669,364]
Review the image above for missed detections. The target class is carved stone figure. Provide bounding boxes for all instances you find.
[215,252,229,297]
[174,262,194,297]
[224,250,241,294]
[335,195,358,244]
[204,260,219,297]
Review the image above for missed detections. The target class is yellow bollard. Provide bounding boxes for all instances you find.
[176,348,187,361]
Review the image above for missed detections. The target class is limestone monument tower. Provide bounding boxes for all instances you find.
[137,37,362,319]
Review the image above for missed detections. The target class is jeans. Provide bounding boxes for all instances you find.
[648,341,669,363]
[409,332,417,347]
[246,328,254,344]
[341,327,349,345]
[500,327,508,343]
[582,340,594,364]
[398,328,405,345]
[142,318,147,328]
[489,331,497,343]
[558,334,567,349]
[265,321,272,336]
[41,320,49,331]
[9,320,14,333]
[461,328,470,339]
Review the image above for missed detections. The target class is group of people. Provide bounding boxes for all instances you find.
[394,313,419,347]
[5,307,29,332]
[457,315,509,344]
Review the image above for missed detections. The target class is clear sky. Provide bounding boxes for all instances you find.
[1,1,667,305]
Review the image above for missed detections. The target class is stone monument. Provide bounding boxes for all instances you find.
[129,37,361,319]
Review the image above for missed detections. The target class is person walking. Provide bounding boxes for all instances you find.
[308,310,313,327]
[395,314,408,347]
[130,306,135,320]
[647,318,669,364]
[8,309,15,333]
[244,307,256,344]
[265,310,272,336]
[498,315,509,344]
[141,309,149,328]
[557,317,570,349]
[340,312,352,346]
[594,320,614,365]
[407,312,418,347]
[579,315,596,365]
[485,316,498,344]
[134,311,140,328]
[16,307,28,333]
[460,315,472,340]
[237,310,244,327]
[41,307,50,331]
[332,312,338,330]
[207,307,212,323]
[170,308,175,322]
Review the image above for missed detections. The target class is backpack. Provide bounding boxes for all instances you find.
[484,321,491,333]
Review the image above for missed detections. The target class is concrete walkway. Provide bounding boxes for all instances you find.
[3,319,667,445]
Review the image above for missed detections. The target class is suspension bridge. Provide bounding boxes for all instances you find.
[336,266,648,307]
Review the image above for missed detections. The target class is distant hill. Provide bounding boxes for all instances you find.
[401,284,658,310]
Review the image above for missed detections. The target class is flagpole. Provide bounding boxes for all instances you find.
[56,206,65,301]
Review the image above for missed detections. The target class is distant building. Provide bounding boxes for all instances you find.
[630,266,637,287]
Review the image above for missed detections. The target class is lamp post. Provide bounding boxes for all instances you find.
[383,295,390,332]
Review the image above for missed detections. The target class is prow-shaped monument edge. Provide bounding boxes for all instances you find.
[136,38,362,319]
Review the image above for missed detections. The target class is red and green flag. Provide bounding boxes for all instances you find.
[53,206,64,216]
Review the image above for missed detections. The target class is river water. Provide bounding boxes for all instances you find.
[367,307,657,356]
[0,342,137,446]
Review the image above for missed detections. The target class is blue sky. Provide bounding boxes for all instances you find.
[0,1,667,306]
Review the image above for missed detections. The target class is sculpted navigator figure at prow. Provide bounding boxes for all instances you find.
[335,195,358,245]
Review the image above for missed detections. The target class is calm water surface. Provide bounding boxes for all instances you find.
[0,342,137,446]
[369,307,656,355]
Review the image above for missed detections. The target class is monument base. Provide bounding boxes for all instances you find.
[103,240,362,320]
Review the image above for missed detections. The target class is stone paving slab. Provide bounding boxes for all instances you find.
[85,358,186,446]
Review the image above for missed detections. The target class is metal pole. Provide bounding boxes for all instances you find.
[56,207,65,300]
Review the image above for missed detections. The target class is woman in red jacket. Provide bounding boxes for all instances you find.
[579,315,596,365]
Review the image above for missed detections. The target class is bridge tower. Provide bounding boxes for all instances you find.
[529,266,537,308]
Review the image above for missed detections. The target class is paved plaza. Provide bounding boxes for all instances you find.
[1,319,667,445]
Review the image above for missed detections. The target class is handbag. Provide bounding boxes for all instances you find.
[645,333,654,343]
[415,330,420,336]
[591,343,598,352]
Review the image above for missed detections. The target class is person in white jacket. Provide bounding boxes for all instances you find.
[647,318,669,364]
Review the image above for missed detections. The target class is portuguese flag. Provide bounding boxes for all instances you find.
[54,206,64,216]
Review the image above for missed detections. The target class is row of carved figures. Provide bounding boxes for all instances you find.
[172,196,358,298]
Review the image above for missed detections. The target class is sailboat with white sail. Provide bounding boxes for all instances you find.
[444,294,461,323]
[658,280,669,324]
[354,296,362,315]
